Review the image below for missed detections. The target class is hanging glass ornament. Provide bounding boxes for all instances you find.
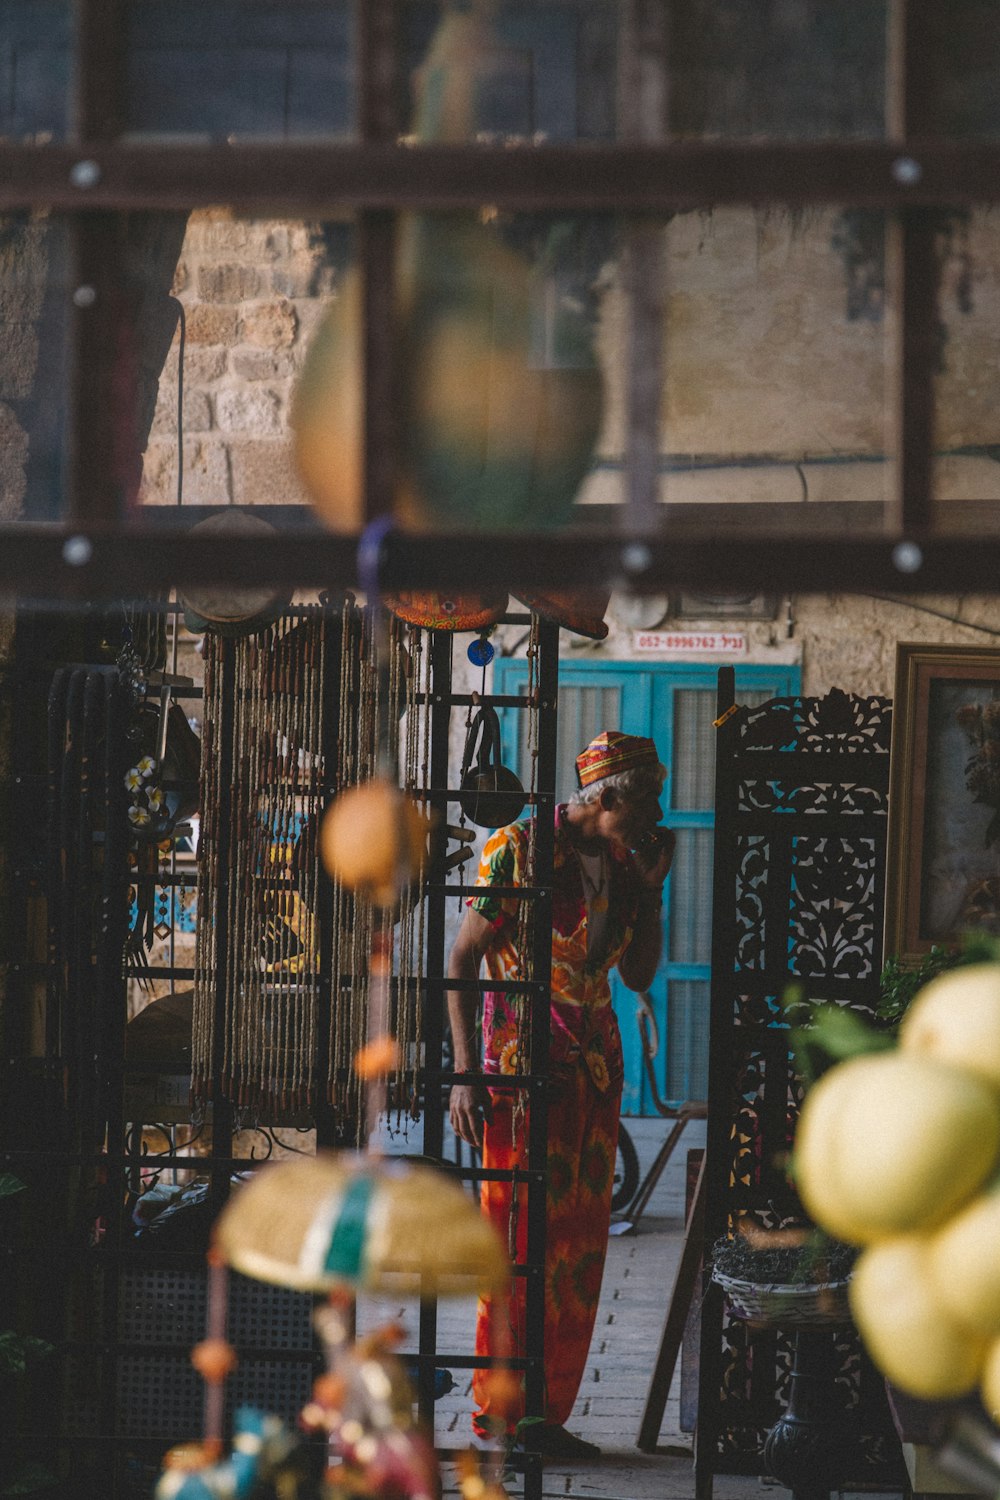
[467,635,495,667]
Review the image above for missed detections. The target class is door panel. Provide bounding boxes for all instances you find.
[494,658,800,1113]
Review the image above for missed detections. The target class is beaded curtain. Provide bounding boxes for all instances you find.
[192,599,428,1129]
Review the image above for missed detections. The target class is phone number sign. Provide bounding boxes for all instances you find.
[633,630,747,656]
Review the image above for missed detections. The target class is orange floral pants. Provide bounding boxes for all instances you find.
[472,1062,622,1434]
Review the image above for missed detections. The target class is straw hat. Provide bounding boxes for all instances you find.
[213,1152,509,1296]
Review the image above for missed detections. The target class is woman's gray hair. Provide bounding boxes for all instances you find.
[569,762,667,808]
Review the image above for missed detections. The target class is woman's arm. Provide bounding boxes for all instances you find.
[446,906,497,1147]
[617,829,675,992]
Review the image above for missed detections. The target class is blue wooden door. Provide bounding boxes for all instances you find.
[495,658,800,1114]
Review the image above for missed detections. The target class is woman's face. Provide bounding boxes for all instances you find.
[596,784,663,851]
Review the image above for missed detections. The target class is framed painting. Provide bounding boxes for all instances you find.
[885,643,1000,964]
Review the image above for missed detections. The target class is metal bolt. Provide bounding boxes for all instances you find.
[892,540,923,574]
[892,156,922,185]
[73,285,97,308]
[63,534,93,567]
[69,158,101,189]
[621,542,652,574]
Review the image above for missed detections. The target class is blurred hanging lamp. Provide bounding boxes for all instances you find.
[292,0,604,534]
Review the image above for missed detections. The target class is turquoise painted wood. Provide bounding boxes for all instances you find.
[494,657,801,1114]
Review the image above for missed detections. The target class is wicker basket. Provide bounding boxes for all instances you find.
[713,1269,852,1328]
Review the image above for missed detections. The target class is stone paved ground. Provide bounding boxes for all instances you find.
[362,1117,904,1500]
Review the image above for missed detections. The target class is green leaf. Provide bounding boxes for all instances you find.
[789,1002,892,1089]
[0,1173,26,1200]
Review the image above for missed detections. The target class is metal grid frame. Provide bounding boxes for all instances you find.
[0,0,995,595]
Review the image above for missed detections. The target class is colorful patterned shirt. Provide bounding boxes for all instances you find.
[469,804,645,1095]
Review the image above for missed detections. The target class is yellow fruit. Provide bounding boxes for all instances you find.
[901,963,1000,1088]
[926,1183,1000,1336]
[981,1335,1000,1420]
[792,1057,872,1245]
[850,1237,988,1399]
[794,1052,1000,1243]
[320,780,428,906]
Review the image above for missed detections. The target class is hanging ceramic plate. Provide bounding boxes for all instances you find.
[382,589,508,632]
[513,588,610,640]
[179,510,292,637]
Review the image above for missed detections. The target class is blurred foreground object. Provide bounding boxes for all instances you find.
[791,961,1000,1411]
[292,3,603,533]
[212,1150,510,1297]
[320,778,430,908]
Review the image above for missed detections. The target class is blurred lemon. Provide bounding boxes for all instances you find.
[850,1236,988,1400]
[794,1052,1000,1243]
[980,1334,1000,1420]
[926,1181,1000,1336]
[900,963,1000,1088]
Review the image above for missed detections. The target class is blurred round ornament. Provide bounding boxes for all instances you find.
[212,1151,510,1296]
[320,778,429,907]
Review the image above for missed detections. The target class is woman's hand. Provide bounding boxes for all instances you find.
[634,827,676,889]
[449,1079,494,1148]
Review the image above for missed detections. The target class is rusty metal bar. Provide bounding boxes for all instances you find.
[357,1,400,522]
[9,140,1000,213]
[68,214,129,524]
[69,1,131,525]
[886,208,940,534]
[618,0,669,535]
[885,0,942,535]
[72,0,127,143]
[9,525,1000,596]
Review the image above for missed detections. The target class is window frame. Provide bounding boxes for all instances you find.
[0,0,994,596]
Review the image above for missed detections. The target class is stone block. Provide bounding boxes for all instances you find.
[138,437,231,507]
[150,388,213,437]
[214,385,284,436]
[185,304,239,345]
[239,298,298,348]
[160,345,229,387]
[230,347,297,382]
[269,262,325,300]
[228,438,312,507]
[197,263,263,304]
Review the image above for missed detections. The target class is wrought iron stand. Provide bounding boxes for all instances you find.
[762,1328,861,1500]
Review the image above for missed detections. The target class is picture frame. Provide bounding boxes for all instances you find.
[885,643,1000,964]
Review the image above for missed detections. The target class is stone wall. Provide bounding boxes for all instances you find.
[138,210,336,510]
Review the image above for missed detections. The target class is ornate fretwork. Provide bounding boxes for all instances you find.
[739,778,887,817]
[735,689,892,756]
[788,836,879,982]
[699,680,899,1490]
[734,836,768,970]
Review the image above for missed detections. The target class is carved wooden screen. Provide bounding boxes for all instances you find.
[694,668,900,1496]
